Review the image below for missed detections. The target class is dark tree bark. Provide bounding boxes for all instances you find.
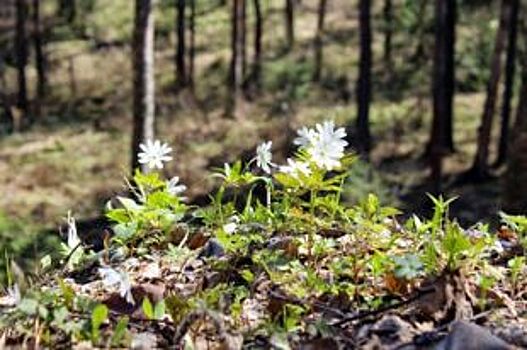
[15,0,29,125]
[251,0,263,87]
[354,0,372,156]
[503,61,527,213]
[495,0,519,167]
[228,0,245,118]
[33,0,47,108]
[468,0,511,180]
[175,0,187,88]
[188,0,196,89]
[383,0,393,68]
[57,0,76,23]
[429,0,456,192]
[313,0,327,82]
[131,0,156,173]
[285,0,294,50]
[241,0,247,78]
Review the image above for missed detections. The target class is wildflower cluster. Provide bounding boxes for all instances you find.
[0,121,523,349]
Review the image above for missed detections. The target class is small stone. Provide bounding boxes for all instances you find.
[198,238,225,258]
[435,321,513,350]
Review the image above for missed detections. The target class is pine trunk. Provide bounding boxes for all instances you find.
[495,0,519,166]
[383,0,392,68]
[188,0,196,89]
[15,0,29,125]
[469,0,511,179]
[131,0,156,173]
[175,0,186,88]
[503,64,527,213]
[252,0,263,87]
[33,0,47,107]
[429,0,456,192]
[228,0,245,118]
[355,0,372,156]
[313,0,327,82]
[285,0,294,50]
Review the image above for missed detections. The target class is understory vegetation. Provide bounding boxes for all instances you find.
[1,121,525,348]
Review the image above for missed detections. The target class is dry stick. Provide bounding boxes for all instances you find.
[331,286,436,327]
[268,289,348,318]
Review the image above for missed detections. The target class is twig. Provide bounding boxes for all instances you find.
[331,286,435,327]
[268,289,348,318]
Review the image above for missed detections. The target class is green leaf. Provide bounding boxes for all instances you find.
[18,298,39,316]
[111,316,129,347]
[142,297,154,320]
[58,279,75,309]
[91,304,108,343]
[154,300,166,319]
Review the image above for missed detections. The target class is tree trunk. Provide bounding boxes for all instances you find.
[58,0,76,23]
[313,0,327,82]
[429,0,456,193]
[131,0,156,173]
[503,62,527,213]
[241,0,247,79]
[188,0,196,89]
[354,0,372,156]
[252,0,263,87]
[495,0,519,167]
[285,0,294,50]
[383,0,393,68]
[228,0,245,118]
[175,0,186,88]
[33,0,47,113]
[15,0,29,125]
[468,0,511,180]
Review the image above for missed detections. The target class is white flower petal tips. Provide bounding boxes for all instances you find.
[255,141,274,174]
[137,140,173,170]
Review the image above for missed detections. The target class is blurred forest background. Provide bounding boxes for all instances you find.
[0,0,526,274]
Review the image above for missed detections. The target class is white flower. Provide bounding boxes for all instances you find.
[6,284,21,306]
[294,126,318,147]
[66,211,80,250]
[99,267,135,305]
[255,141,274,174]
[223,216,240,234]
[280,158,311,178]
[166,176,187,196]
[137,140,173,170]
[308,121,348,170]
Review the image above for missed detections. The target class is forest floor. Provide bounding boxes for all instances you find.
[0,0,504,259]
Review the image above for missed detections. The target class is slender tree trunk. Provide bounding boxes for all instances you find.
[188,0,196,89]
[285,0,294,50]
[33,0,46,113]
[15,0,29,126]
[131,0,156,173]
[429,0,456,192]
[0,56,14,134]
[175,0,186,88]
[503,59,527,213]
[468,0,511,180]
[58,0,76,23]
[228,0,245,118]
[313,0,327,82]
[354,0,372,156]
[428,0,456,168]
[252,0,263,87]
[495,0,519,166]
[383,0,393,68]
[241,0,247,79]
